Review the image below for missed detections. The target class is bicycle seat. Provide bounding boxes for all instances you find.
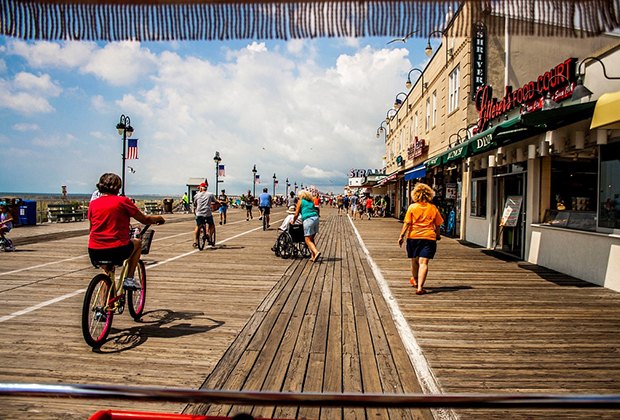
[91,259,121,269]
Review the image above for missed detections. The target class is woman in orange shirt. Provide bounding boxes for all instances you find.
[397,183,444,295]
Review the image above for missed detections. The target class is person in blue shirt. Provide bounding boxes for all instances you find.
[258,188,273,229]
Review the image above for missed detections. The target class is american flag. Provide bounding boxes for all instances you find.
[255,174,260,184]
[127,138,138,159]
[218,164,225,177]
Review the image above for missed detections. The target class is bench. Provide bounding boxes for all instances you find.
[47,203,84,223]
[144,201,162,214]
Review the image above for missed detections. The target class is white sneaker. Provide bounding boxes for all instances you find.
[123,277,141,290]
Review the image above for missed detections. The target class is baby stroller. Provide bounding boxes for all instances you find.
[274,223,310,259]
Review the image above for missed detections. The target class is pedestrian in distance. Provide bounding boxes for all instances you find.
[218,189,228,225]
[245,190,254,221]
[398,183,444,295]
[182,192,190,213]
[292,190,321,262]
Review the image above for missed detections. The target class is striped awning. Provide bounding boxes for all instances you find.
[2,0,619,41]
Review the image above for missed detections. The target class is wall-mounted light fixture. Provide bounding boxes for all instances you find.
[405,68,426,94]
[385,108,397,124]
[572,56,620,101]
[394,92,408,109]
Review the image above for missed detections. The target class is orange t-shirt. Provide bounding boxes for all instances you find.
[403,202,444,240]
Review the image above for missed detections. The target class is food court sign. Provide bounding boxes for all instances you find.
[475,57,577,131]
[407,137,427,160]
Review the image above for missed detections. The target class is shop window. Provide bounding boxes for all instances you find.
[470,170,487,217]
[425,97,431,132]
[448,65,460,114]
[432,91,437,127]
[599,141,620,230]
[544,155,597,231]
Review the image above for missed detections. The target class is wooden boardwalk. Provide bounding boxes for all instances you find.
[1,207,620,419]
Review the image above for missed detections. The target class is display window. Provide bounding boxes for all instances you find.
[543,148,598,232]
[599,141,620,230]
[470,169,487,217]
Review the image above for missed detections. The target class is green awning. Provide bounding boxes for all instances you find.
[425,155,442,168]
[443,142,469,163]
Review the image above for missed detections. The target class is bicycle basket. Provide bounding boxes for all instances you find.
[140,230,155,255]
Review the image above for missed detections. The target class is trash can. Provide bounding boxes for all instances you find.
[18,200,37,225]
[162,198,173,214]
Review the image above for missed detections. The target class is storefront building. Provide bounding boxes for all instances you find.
[380,3,620,288]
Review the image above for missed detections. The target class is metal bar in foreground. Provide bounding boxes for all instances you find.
[1,383,620,409]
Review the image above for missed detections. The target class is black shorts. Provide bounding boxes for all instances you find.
[259,206,271,215]
[196,215,214,226]
[406,239,437,259]
[88,242,134,267]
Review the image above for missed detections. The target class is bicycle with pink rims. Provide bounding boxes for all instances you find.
[81,225,152,349]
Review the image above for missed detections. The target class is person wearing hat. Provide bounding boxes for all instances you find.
[193,181,217,247]
[278,205,302,232]
[271,206,302,253]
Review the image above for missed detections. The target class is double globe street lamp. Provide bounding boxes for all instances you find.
[116,114,134,196]
[213,151,222,196]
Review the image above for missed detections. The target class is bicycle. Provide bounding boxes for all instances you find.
[81,225,154,348]
[0,236,15,252]
[197,220,216,250]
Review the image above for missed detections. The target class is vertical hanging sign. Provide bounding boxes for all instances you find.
[472,22,487,101]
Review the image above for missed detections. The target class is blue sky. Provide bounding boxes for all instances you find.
[0,35,431,196]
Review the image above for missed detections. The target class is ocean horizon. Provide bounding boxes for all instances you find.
[0,192,178,201]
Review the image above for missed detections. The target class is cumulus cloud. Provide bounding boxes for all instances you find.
[0,38,411,194]
[13,122,39,132]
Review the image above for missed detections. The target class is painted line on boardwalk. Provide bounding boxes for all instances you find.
[0,222,273,323]
[0,289,86,323]
[0,216,268,277]
[347,215,458,420]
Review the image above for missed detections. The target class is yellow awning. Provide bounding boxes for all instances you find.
[591,91,620,130]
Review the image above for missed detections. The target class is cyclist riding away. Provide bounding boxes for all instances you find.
[193,181,217,247]
[258,187,273,229]
[87,173,165,290]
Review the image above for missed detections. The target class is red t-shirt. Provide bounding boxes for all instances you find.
[88,195,139,249]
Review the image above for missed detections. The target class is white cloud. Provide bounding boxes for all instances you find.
[8,40,94,68]
[14,72,62,96]
[13,123,39,132]
[81,42,158,86]
[0,39,411,194]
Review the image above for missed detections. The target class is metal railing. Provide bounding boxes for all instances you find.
[2,383,620,410]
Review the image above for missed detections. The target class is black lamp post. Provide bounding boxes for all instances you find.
[213,151,222,196]
[285,178,290,197]
[294,182,298,194]
[252,164,257,198]
[116,114,134,196]
[272,173,277,197]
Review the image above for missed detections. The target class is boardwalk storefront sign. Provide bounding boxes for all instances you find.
[475,57,577,131]
[407,137,427,160]
[445,144,467,162]
[472,133,495,153]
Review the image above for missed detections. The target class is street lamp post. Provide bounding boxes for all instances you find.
[294,182,298,194]
[116,114,134,196]
[285,178,289,198]
[252,164,257,198]
[213,151,222,196]
[272,173,277,197]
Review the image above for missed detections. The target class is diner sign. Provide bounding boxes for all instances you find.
[407,137,427,160]
[475,57,577,131]
[472,133,495,153]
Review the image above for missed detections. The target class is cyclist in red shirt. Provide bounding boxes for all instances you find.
[88,173,165,290]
